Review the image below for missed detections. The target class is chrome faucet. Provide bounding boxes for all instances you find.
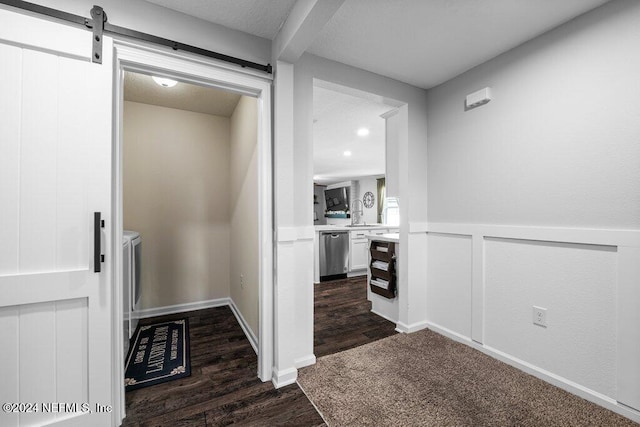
[351,199,364,226]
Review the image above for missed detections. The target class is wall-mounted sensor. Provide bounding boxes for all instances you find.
[466,87,491,110]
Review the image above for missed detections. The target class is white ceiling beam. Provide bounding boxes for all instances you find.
[272,0,345,63]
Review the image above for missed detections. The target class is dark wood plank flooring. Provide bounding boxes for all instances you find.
[314,276,397,358]
[121,307,324,427]
[122,275,396,426]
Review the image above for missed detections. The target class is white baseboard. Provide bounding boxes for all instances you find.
[135,297,230,319]
[395,320,429,334]
[229,299,258,355]
[347,270,366,278]
[135,297,259,356]
[425,322,474,345]
[272,367,297,389]
[294,354,316,369]
[426,321,640,424]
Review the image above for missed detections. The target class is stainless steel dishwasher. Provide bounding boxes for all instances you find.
[319,231,349,281]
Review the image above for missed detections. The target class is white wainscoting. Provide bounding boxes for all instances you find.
[401,231,429,333]
[424,222,640,423]
[426,233,472,338]
[389,226,429,334]
[271,225,316,388]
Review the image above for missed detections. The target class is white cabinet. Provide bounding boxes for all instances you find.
[370,228,389,236]
[349,230,370,272]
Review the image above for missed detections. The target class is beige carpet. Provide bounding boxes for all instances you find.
[298,328,637,426]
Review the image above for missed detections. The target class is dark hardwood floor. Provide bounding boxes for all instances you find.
[314,275,397,358]
[122,275,396,426]
[121,307,323,427]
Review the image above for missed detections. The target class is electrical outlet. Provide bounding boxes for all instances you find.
[240,274,244,289]
[533,306,547,327]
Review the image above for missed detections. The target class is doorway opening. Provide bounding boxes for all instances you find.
[120,70,260,349]
[311,79,401,358]
[112,42,273,421]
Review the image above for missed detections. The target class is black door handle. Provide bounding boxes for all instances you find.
[94,212,104,272]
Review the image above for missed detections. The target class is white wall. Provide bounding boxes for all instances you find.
[123,101,231,309]
[229,96,259,337]
[355,177,379,224]
[425,0,640,417]
[484,239,617,397]
[384,110,400,199]
[275,53,429,377]
[426,233,472,338]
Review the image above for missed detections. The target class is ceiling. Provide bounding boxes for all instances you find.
[313,86,394,185]
[306,0,611,89]
[124,71,392,183]
[145,0,296,40]
[123,71,241,117]
[145,0,610,89]
[139,0,611,183]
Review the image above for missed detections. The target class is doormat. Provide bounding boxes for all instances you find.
[124,319,190,391]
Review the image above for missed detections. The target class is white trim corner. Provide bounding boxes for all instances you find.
[395,319,429,334]
[272,367,298,389]
[229,299,259,355]
[294,354,316,369]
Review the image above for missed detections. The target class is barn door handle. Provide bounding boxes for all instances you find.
[94,212,105,272]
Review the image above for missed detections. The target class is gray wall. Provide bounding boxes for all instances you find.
[426,0,640,229]
[423,0,640,409]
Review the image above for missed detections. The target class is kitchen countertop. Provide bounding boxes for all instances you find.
[366,233,399,243]
[315,224,396,232]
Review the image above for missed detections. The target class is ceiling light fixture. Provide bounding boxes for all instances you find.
[357,127,370,137]
[152,76,178,88]
[343,150,352,157]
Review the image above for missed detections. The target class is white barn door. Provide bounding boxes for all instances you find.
[0,8,113,427]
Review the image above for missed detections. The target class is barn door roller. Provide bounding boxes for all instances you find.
[88,5,106,64]
[0,0,272,73]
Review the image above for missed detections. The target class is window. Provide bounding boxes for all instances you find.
[383,197,400,226]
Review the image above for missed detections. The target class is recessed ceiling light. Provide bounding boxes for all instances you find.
[152,76,178,88]
[357,127,370,137]
[343,150,352,157]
